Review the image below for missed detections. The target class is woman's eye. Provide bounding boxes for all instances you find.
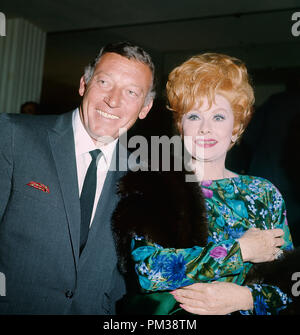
[214,114,225,121]
[187,114,200,121]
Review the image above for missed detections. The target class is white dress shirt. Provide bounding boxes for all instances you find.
[72,108,118,226]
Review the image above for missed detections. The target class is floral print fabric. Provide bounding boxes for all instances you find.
[131,175,294,314]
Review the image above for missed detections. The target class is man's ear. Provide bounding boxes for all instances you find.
[79,76,86,97]
[139,99,153,120]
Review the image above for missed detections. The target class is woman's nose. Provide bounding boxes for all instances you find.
[197,120,211,135]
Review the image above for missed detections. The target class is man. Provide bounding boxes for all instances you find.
[0,41,155,314]
[20,101,40,115]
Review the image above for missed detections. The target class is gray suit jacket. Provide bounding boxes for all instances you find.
[0,111,126,314]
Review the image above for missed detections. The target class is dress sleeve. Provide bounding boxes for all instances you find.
[240,284,292,315]
[242,184,294,315]
[131,236,244,291]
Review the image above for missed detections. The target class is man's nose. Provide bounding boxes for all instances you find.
[104,87,121,108]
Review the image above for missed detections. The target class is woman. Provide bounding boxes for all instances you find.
[112,53,294,315]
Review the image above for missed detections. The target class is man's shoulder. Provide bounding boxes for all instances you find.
[0,112,56,124]
[0,111,72,132]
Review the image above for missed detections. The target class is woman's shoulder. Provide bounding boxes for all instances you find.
[237,175,283,198]
[238,174,277,187]
[209,174,276,190]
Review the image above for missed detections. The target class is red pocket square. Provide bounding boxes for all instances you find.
[26,181,50,193]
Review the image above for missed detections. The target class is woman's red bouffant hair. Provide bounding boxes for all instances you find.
[166,53,255,143]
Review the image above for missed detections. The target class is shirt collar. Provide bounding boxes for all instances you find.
[72,108,118,167]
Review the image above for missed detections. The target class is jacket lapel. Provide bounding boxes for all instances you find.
[47,111,81,268]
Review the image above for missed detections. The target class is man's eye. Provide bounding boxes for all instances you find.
[128,90,138,97]
[96,79,108,86]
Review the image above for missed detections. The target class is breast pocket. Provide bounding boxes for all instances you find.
[12,176,64,210]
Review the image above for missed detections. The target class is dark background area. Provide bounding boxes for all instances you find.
[0,1,299,112]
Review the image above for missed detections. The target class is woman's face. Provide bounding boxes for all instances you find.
[182,94,235,163]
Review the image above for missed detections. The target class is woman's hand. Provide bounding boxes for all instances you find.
[237,227,284,263]
[171,282,253,315]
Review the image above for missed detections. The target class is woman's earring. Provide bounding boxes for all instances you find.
[231,135,237,143]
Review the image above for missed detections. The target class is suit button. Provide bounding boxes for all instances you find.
[65,290,73,299]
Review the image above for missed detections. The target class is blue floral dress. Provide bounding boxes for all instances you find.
[131,175,294,315]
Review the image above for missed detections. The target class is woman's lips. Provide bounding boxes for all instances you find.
[195,139,217,148]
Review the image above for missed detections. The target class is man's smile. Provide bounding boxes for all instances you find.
[96,109,120,120]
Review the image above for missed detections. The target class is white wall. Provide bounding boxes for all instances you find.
[0,18,46,113]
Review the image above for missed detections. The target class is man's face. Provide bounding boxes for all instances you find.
[79,52,153,144]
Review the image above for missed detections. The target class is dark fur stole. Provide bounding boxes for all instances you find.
[112,168,208,274]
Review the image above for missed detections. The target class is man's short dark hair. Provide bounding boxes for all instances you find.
[83,41,156,104]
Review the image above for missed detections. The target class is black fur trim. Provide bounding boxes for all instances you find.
[244,248,300,314]
[112,168,208,274]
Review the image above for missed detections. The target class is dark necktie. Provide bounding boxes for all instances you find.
[79,149,102,254]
